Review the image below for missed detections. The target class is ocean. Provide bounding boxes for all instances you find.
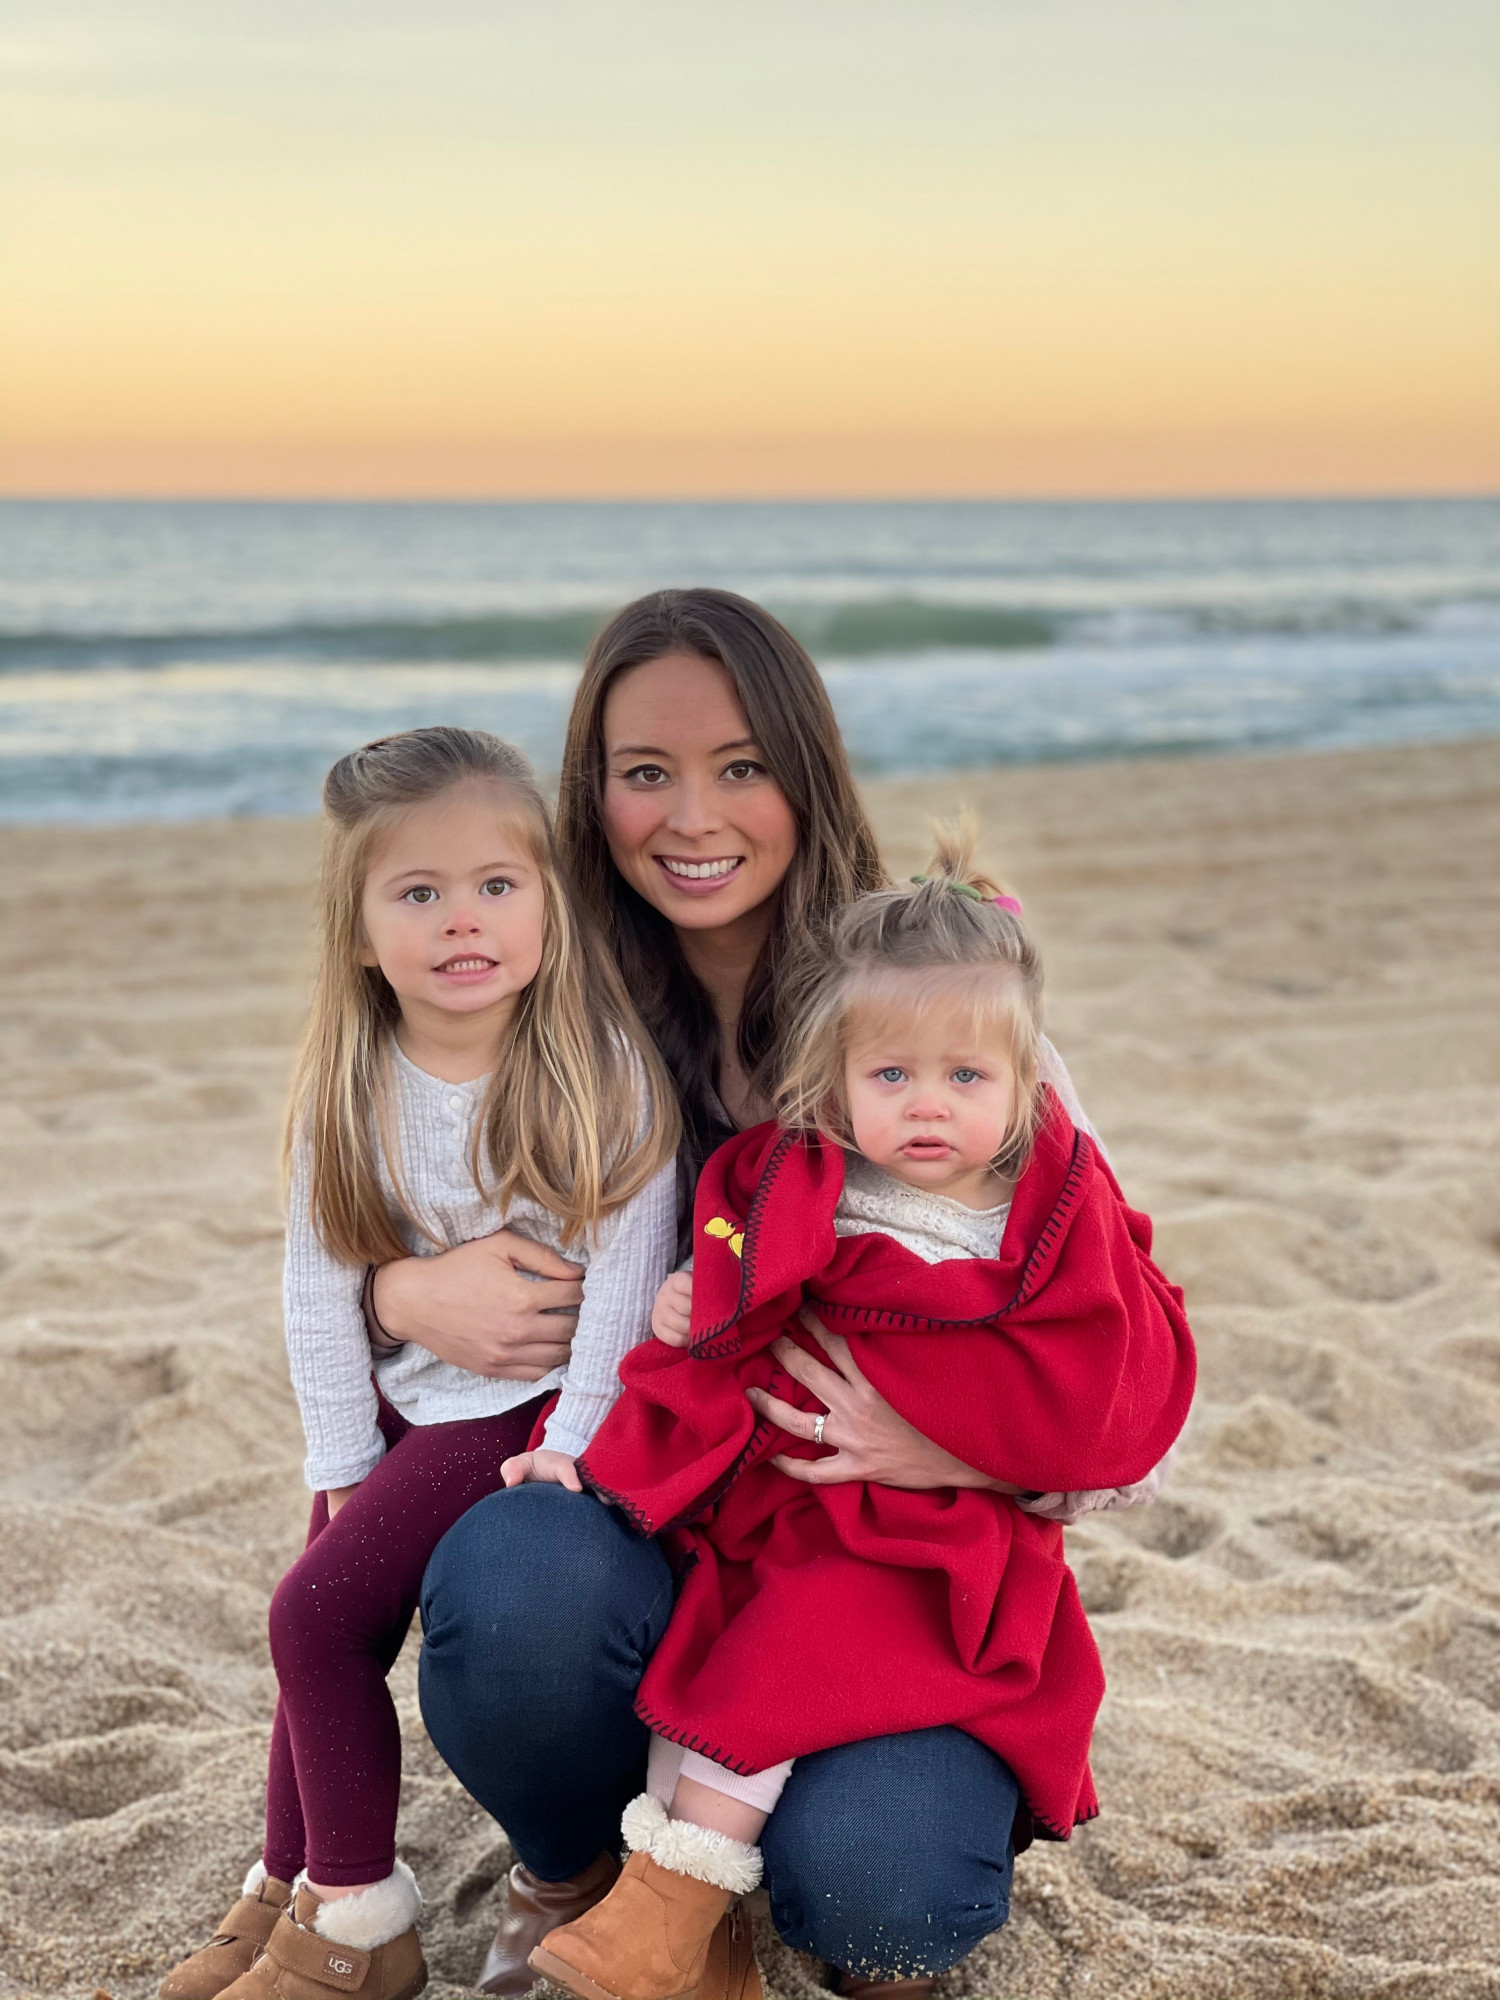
[0,497,1495,823]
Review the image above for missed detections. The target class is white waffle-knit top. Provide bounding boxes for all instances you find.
[834,1152,1012,1263]
[283,1042,676,1492]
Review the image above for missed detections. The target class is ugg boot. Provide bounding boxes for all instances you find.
[159,1862,294,1999]
[216,1865,426,2000]
[476,1851,621,1996]
[529,1795,762,2000]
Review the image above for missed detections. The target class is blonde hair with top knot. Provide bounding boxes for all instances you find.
[776,816,1045,1178]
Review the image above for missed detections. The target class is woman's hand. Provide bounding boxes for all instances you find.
[325,1484,361,1517]
[371,1229,584,1379]
[500,1448,583,1492]
[745,1310,1023,1493]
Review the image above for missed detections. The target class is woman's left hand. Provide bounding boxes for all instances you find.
[745,1310,1023,1493]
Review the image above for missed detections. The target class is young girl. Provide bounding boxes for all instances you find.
[159,728,680,2000]
[528,830,1196,2000]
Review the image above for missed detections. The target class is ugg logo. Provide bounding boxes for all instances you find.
[326,1956,355,1976]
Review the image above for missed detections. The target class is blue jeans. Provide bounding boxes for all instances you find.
[419,1485,1019,1977]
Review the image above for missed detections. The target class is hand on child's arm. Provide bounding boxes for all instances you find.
[651,1271,694,1347]
[501,1448,583,1492]
[325,1484,361,1517]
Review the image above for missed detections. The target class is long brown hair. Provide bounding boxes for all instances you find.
[556,588,887,1187]
[286,726,679,1263]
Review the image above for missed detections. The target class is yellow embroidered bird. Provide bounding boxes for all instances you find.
[703,1216,745,1259]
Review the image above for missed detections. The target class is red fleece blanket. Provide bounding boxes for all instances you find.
[578,1094,1195,1842]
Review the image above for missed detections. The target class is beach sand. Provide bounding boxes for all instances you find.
[1,737,1497,1999]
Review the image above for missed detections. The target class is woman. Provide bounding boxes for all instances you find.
[369,590,1100,1996]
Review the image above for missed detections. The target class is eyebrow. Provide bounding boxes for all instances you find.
[608,737,759,758]
[382,859,525,883]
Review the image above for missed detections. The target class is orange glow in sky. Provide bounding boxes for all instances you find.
[3,2,1497,497]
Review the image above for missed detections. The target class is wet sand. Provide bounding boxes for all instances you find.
[2,736,1497,1997]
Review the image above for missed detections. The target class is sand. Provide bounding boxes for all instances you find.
[1,736,1497,1999]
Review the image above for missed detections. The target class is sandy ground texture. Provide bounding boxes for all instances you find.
[1,736,1497,2000]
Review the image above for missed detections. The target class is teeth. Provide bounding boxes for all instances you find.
[442,958,492,972]
[661,858,742,880]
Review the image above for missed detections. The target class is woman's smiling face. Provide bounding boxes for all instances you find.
[600,652,799,936]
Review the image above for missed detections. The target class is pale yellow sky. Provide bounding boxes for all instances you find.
[2,0,1497,496]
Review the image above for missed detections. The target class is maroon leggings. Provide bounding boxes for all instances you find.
[263,1395,546,1886]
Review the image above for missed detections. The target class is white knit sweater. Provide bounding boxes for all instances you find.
[284,1043,676,1492]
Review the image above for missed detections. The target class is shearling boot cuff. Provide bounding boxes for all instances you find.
[294,1860,422,1949]
[621,1792,763,1894]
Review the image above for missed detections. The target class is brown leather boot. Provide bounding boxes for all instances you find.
[698,1904,762,2000]
[530,1796,762,2000]
[477,1851,621,1996]
[159,1864,294,1999]
[216,1870,426,2000]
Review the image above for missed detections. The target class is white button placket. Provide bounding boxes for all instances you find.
[447,1088,473,1190]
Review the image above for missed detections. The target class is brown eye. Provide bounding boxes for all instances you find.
[403,885,438,904]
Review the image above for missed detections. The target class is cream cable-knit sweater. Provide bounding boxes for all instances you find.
[284,1043,676,1492]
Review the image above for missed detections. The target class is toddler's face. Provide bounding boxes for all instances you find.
[843,993,1019,1205]
[359,781,546,1031]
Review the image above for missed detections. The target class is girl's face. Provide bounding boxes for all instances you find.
[843,990,1019,1206]
[359,781,546,1036]
[600,653,800,939]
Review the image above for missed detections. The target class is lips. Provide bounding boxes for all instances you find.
[435,955,497,974]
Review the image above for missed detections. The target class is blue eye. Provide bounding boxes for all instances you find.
[952,1068,982,1084]
[403,885,438,904]
[877,1067,905,1084]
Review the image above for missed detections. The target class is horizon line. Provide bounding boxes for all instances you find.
[3,488,1496,508]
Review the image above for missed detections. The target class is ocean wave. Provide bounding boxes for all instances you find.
[2,592,1497,674]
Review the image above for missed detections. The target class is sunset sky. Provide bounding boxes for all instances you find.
[3,0,1497,497]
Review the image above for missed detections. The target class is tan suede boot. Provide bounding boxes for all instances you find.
[216,1868,426,2000]
[477,1851,621,1996]
[530,1796,762,2000]
[159,1864,294,2000]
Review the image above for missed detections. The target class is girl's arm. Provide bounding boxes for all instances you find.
[538,1154,680,1458]
[284,1140,387,1493]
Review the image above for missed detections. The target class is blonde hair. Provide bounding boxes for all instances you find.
[285,726,680,1263]
[776,818,1045,1178]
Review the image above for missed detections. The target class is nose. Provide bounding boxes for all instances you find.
[664,772,723,841]
[442,900,483,936]
[906,1093,949,1121]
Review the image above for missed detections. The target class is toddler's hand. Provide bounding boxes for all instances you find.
[501,1448,583,1491]
[652,1271,694,1346]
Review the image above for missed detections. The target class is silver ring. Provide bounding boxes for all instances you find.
[812,1413,827,1446]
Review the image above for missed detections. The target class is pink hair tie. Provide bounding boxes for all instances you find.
[990,893,1024,916]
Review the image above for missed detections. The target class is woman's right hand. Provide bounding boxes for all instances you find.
[370,1228,585,1379]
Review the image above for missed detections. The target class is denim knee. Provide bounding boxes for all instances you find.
[420,1481,672,1686]
[761,1728,1019,1978]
